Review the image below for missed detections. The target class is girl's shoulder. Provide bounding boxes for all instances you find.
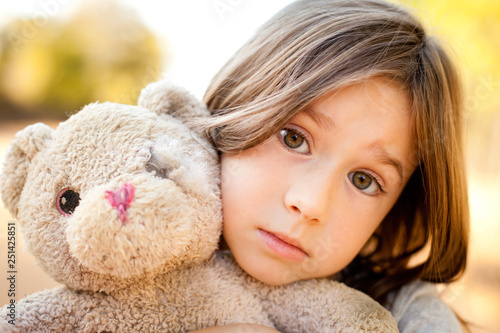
[386,280,462,332]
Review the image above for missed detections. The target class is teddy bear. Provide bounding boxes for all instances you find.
[0,80,398,332]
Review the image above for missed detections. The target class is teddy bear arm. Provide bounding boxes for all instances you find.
[260,279,399,333]
[0,287,101,332]
[166,261,277,331]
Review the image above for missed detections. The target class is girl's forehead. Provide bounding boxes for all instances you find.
[306,79,411,120]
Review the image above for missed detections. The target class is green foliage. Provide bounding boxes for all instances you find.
[0,0,164,118]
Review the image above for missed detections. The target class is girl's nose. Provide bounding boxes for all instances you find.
[283,167,337,223]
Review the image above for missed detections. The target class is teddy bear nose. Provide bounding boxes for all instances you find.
[105,183,135,224]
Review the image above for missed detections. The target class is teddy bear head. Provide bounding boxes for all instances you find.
[0,81,222,293]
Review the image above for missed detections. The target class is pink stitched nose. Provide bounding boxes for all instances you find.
[105,183,135,224]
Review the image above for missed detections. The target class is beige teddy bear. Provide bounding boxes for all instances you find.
[0,80,398,332]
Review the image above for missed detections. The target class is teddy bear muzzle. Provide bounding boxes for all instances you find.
[64,175,202,278]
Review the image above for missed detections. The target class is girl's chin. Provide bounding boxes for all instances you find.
[240,259,306,285]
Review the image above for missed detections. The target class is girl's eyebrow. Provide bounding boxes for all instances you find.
[371,144,404,185]
[303,106,335,132]
[303,106,404,185]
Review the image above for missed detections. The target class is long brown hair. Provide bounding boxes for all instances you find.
[202,0,469,306]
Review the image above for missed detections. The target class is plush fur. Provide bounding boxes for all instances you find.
[0,80,398,332]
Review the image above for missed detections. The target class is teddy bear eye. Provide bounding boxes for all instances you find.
[145,156,170,179]
[56,188,81,216]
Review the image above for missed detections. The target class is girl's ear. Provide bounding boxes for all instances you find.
[0,123,53,219]
[138,80,210,121]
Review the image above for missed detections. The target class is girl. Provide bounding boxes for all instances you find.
[194,0,469,331]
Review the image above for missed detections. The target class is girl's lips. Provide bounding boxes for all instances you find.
[257,229,308,261]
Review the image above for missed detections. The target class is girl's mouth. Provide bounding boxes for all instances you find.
[257,229,308,261]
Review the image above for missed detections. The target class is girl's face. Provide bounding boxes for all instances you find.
[220,79,417,285]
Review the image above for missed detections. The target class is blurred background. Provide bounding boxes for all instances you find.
[0,0,498,332]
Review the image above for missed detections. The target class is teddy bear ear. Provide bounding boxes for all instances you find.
[138,80,210,121]
[0,123,53,219]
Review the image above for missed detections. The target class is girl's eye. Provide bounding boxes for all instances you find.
[348,171,381,195]
[56,188,81,216]
[279,128,310,154]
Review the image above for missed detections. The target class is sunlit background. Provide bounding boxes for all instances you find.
[0,1,498,332]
